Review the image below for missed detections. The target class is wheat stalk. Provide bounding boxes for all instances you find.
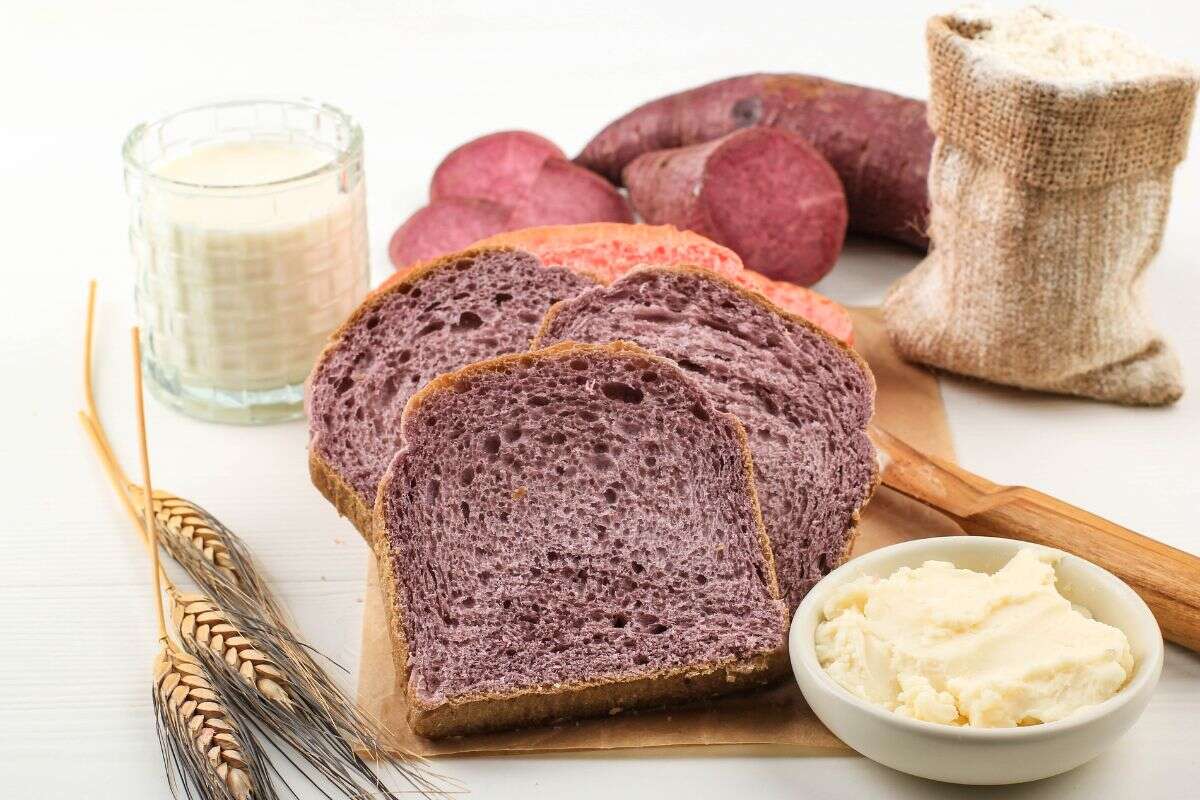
[121,322,276,800]
[83,284,455,799]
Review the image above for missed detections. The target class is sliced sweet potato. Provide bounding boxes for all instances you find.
[506,157,633,229]
[430,130,565,205]
[387,197,510,269]
[623,128,848,286]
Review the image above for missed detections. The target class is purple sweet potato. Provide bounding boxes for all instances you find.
[506,157,634,229]
[623,128,847,286]
[576,74,934,249]
[387,197,510,268]
[430,130,565,205]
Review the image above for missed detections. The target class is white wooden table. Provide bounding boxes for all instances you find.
[3,1,1197,797]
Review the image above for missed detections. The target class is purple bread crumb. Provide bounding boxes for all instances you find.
[308,248,597,506]
[539,268,877,612]
[382,344,787,703]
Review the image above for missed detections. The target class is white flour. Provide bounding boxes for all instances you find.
[951,5,1185,84]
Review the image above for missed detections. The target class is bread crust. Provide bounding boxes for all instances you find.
[307,245,600,545]
[534,264,881,575]
[373,340,789,738]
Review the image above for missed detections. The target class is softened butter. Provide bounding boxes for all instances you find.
[814,549,1133,727]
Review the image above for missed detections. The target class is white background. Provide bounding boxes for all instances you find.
[2,1,1198,797]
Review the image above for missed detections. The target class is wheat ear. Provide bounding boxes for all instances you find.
[154,643,266,800]
[128,324,275,800]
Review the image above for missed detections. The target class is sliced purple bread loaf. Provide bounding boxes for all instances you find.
[535,267,878,612]
[377,341,788,737]
[307,247,598,537]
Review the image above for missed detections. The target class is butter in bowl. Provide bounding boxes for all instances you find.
[789,536,1163,785]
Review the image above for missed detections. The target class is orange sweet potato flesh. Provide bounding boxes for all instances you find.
[576,74,933,250]
[381,223,853,343]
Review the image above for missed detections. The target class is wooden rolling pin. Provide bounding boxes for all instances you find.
[870,425,1200,652]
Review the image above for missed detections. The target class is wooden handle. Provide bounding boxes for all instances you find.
[873,426,1200,652]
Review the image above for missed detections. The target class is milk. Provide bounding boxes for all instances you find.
[129,133,369,422]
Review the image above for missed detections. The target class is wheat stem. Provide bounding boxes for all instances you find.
[132,327,168,640]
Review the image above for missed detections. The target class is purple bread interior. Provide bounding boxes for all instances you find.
[538,268,877,612]
[308,248,597,509]
[382,344,786,704]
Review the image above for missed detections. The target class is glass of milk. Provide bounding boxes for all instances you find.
[123,99,369,423]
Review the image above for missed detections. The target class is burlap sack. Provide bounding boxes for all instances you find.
[883,13,1198,405]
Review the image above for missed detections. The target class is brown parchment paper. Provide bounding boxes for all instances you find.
[356,307,961,756]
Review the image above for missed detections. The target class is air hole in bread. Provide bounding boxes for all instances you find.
[631,307,681,324]
[416,320,445,337]
[601,382,644,404]
[380,375,398,404]
[589,453,615,471]
[453,311,484,331]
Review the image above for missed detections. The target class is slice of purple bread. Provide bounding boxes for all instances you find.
[377,341,788,737]
[307,247,598,538]
[535,267,878,613]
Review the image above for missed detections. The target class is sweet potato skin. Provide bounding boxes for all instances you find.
[623,128,847,286]
[576,74,933,249]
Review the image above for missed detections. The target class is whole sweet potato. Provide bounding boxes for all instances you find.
[623,128,847,286]
[576,74,934,249]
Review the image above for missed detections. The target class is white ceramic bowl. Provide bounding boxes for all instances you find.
[790,536,1163,785]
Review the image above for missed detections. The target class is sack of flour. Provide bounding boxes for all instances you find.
[884,7,1198,405]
